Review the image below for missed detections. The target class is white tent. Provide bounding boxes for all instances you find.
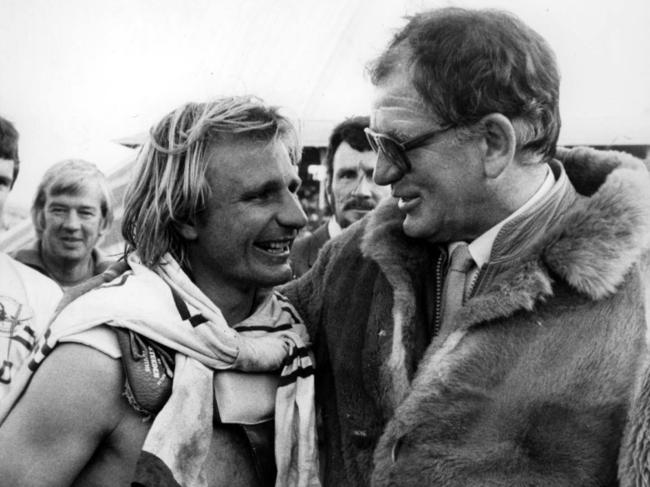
[0,0,648,251]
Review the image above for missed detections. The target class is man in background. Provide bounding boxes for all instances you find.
[0,115,61,396]
[281,7,650,486]
[12,159,114,288]
[0,118,19,233]
[291,116,389,277]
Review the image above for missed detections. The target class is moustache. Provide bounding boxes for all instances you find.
[342,198,376,212]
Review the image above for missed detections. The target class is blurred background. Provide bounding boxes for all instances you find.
[1,0,648,253]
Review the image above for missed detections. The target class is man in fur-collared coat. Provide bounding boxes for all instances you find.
[281,7,650,487]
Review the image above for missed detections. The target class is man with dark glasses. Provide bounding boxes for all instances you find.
[282,6,650,486]
[363,123,455,173]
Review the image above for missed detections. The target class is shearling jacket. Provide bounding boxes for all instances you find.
[291,222,331,278]
[281,147,650,487]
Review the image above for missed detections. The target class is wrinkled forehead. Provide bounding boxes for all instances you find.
[370,85,436,136]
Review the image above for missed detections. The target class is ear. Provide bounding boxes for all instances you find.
[177,221,199,241]
[479,113,516,179]
[324,176,334,213]
[32,208,45,236]
[97,216,110,238]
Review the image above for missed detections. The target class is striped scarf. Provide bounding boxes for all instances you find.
[0,253,320,487]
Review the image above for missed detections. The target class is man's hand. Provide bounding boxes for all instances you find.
[233,334,293,372]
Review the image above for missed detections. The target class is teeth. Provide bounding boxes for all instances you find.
[257,240,290,253]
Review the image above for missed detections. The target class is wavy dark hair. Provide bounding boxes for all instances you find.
[324,116,371,183]
[369,7,561,162]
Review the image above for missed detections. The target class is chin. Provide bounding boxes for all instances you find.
[257,265,294,287]
[402,218,424,239]
[402,217,438,242]
[342,210,369,226]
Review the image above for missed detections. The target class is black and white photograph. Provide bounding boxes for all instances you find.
[0,0,648,485]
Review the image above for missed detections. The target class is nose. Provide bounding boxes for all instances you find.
[62,210,82,230]
[373,152,403,186]
[351,174,373,198]
[278,191,308,231]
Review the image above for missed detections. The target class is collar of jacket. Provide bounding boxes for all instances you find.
[362,146,650,306]
[13,239,113,283]
[360,147,650,407]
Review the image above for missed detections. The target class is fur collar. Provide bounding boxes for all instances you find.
[360,148,650,409]
[362,147,650,306]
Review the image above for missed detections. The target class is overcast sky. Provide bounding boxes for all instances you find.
[1,0,648,209]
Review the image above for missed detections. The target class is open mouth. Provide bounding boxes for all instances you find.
[254,238,293,255]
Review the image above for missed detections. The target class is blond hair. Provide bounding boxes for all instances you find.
[121,96,300,269]
[32,159,113,238]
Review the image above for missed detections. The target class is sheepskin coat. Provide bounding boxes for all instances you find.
[281,146,650,487]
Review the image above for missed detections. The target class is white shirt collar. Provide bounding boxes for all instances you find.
[328,217,342,239]
[451,164,555,268]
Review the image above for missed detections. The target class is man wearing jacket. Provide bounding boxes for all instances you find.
[291,116,389,277]
[281,7,650,486]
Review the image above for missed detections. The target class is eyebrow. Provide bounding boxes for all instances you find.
[47,202,98,211]
[336,167,358,175]
[240,177,300,199]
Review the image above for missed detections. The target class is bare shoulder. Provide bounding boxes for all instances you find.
[18,343,126,430]
[0,343,129,486]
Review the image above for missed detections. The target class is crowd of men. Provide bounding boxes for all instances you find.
[0,6,649,487]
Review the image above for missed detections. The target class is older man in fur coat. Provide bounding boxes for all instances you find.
[281,7,650,487]
[284,145,650,486]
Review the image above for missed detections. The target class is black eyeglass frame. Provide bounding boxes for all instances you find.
[364,124,456,171]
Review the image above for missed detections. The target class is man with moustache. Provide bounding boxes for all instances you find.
[281,7,650,486]
[291,116,389,277]
[12,160,114,289]
[0,97,319,487]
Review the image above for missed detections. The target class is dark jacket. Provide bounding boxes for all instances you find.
[12,240,114,286]
[281,147,650,487]
[290,223,331,278]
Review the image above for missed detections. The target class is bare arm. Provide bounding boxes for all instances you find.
[0,343,126,487]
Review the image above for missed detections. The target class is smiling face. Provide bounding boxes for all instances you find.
[371,69,489,244]
[184,137,307,293]
[39,182,107,264]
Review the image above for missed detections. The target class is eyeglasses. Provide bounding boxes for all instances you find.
[364,124,455,172]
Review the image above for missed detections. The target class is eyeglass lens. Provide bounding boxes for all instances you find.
[376,136,409,172]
